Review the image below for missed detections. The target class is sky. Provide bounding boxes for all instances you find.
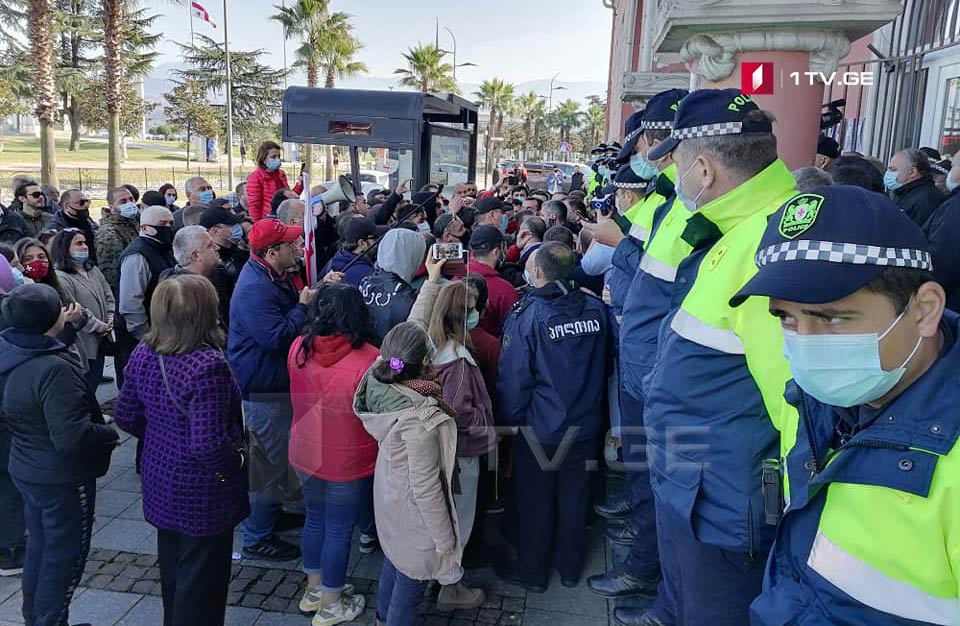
[151,0,614,87]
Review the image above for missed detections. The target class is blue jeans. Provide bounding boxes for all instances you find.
[300,475,372,591]
[14,479,96,626]
[243,397,293,546]
[83,355,106,396]
[377,557,428,626]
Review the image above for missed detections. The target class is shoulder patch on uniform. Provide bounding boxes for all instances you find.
[778,194,824,239]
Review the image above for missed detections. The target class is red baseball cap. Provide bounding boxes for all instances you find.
[249,218,302,250]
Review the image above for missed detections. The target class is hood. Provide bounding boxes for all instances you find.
[304,334,353,368]
[376,229,426,284]
[331,247,373,269]
[353,372,415,442]
[0,329,66,375]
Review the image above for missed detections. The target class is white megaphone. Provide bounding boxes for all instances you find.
[310,175,357,217]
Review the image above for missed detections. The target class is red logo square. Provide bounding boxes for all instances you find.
[741,62,774,95]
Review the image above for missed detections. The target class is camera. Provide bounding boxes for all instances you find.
[591,194,616,216]
[431,242,464,261]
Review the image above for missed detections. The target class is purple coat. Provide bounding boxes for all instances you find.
[116,343,249,537]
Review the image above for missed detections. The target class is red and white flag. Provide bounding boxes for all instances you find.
[191,1,217,28]
[301,173,319,286]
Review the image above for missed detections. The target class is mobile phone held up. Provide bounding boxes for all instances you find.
[432,242,463,261]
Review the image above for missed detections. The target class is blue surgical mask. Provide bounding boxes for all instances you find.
[199,189,215,204]
[782,309,922,407]
[675,161,703,212]
[599,166,610,178]
[119,202,139,219]
[500,215,510,231]
[630,153,659,181]
[417,221,431,234]
[523,268,535,287]
[230,223,244,243]
[581,242,615,276]
[165,194,177,206]
[883,170,903,192]
[11,267,24,286]
[71,251,89,264]
[948,176,960,193]
[265,157,281,171]
[466,310,480,331]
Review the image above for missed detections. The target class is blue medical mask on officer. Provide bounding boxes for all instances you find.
[675,159,705,212]
[581,241,615,276]
[883,170,903,192]
[948,175,960,193]
[630,152,659,181]
[466,310,480,330]
[782,306,923,407]
[523,268,536,287]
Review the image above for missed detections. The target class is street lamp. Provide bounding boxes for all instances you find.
[547,73,567,111]
[440,27,477,79]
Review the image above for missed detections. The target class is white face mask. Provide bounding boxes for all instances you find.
[675,160,705,212]
[947,176,960,193]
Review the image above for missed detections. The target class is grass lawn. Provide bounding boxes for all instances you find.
[0,136,183,166]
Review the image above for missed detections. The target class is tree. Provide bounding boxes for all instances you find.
[176,35,289,150]
[163,78,219,167]
[102,0,122,187]
[513,91,541,159]
[394,43,458,94]
[75,73,154,139]
[475,78,514,181]
[54,0,98,151]
[551,99,582,144]
[272,0,367,178]
[582,95,606,147]
[28,0,58,186]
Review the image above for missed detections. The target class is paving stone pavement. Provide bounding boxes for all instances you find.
[0,359,628,625]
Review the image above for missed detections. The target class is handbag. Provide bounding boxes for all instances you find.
[158,353,252,484]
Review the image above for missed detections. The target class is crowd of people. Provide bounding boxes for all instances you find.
[0,86,959,626]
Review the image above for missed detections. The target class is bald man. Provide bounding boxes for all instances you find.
[115,205,176,386]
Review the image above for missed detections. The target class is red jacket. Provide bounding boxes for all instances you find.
[287,334,379,481]
[467,259,518,337]
[469,326,501,411]
[246,166,304,222]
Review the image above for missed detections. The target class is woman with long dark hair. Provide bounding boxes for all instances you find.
[115,275,248,626]
[15,237,64,298]
[245,140,303,222]
[287,283,378,625]
[51,229,114,393]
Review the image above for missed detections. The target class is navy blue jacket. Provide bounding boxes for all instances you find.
[322,247,375,287]
[497,280,610,445]
[923,189,960,312]
[227,257,306,399]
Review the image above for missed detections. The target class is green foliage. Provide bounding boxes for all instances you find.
[75,74,155,136]
[163,78,220,141]
[272,0,367,88]
[147,124,176,138]
[549,99,582,143]
[394,43,458,94]
[0,75,27,120]
[175,34,289,144]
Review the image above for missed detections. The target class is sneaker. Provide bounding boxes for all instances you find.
[312,593,365,626]
[359,532,379,554]
[299,584,357,612]
[242,536,300,562]
[0,547,23,576]
[436,581,486,612]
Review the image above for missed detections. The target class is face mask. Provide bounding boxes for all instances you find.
[75,209,90,219]
[581,242,615,276]
[523,268,535,287]
[199,189,215,204]
[675,161,704,212]
[265,158,282,171]
[630,153,659,180]
[230,223,244,243]
[599,166,610,178]
[11,267,24,286]
[149,225,174,246]
[883,170,903,191]
[500,215,510,231]
[782,308,922,407]
[165,194,177,206]
[947,177,959,193]
[23,259,49,280]
[119,202,139,219]
[71,251,89,264]
[466,310,480,331]
[417,221,431,234]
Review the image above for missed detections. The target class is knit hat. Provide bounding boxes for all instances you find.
[1,283,62,334]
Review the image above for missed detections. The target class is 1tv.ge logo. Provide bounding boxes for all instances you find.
[741,62,875,95]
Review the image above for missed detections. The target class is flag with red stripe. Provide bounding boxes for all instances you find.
[191,1,217,28]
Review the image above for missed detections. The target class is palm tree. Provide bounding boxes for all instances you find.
[394,43,458,94]
[475,78,514,183]
[513,91,539,159]
[102,0,123,188]
[552,99,582,144]
[582,97,607,147]
[28,0,58,186]
[272,0,367,178]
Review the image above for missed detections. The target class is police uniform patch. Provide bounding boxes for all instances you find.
[778,194,824,240]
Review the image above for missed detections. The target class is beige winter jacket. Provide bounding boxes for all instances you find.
[354,372,462,581]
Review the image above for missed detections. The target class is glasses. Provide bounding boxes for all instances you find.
[28,191,43,199]
[72,199,90,207]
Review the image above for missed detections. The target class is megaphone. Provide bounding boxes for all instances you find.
[310,175,357,217]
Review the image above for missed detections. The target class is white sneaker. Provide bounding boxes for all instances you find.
[299,584,356,613]
[311,593,366,626]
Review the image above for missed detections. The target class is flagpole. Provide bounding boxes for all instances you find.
[223,0,234,191]
[189,2,195,47]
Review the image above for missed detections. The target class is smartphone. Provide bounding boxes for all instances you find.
[432,242,464,261]
[300,162,307,174]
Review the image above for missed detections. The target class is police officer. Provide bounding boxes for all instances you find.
[585,88,688,620]
[731,185,960,625]
[638,89,799,626]
[495,241,611,592]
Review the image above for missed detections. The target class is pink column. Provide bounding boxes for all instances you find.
[691,50,825,170]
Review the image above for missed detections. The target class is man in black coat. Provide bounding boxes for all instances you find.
[48,189,100,264]
[0,206,26,246]
[924,161,960,311]
[569,165,585,192]
[886,148,945,227]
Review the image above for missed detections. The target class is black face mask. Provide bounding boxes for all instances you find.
[151,225,174,246]
[74,209,90,220]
